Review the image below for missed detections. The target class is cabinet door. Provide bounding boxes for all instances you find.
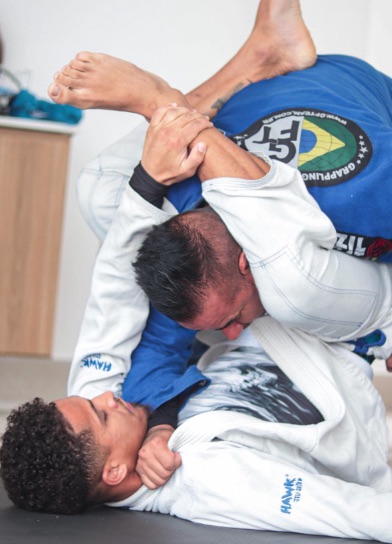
[0,127,70,355]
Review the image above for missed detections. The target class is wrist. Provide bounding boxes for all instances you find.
[146,424,175,437]
[140,159,171,186]
[129,162,168,208]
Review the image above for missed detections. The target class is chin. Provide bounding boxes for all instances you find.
[133,402,152,418]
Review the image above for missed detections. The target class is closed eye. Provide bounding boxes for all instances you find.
[215,314,240,331]
[88,399,107,425]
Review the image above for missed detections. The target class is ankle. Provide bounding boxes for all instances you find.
[152,87,190,113]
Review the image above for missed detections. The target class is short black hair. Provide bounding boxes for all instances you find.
[133,209,225,322]
[0,398,103,515]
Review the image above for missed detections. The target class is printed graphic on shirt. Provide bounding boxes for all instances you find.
[181,348,323,425]
[335,231,392,260]
[81,353,112,372]
[280,475,303,514]
[230,108,372,187]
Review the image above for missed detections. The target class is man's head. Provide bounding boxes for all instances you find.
[133,207,265,340]
[0,393,148,514]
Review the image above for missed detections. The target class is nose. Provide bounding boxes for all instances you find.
[221,322,244,340]
[95,391,119,409]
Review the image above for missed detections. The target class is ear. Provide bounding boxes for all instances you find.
[102,461,128,487]
[238,251,251,276]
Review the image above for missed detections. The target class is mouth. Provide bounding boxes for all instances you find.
[117,398,151,419]
[115,397,135,414]
[123,400,136,414]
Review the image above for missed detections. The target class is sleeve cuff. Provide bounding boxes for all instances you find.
[129,162,169,208]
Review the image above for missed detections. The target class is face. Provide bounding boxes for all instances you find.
[181,271,265,341]
[55,392,149,469]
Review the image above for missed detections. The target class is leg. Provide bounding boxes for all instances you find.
[48,0,315,118]
[49,62,269,182]
[187,0,316,116]
[48,53,189,119]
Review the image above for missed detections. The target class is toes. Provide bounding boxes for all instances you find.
[68,58,88,72]
[75,51,95,63]
[54,71,80,88]
[61,62,84,79]
[48,82,83,107]
[48,83,67,104]
[48,81,89,108]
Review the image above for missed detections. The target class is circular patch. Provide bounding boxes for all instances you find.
[229,108,373,187]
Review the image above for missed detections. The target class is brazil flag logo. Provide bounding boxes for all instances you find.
[230,108,372,187]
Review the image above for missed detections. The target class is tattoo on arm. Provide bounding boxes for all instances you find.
[211,80,253,113]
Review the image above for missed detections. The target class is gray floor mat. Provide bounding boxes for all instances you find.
[0,482,381,544]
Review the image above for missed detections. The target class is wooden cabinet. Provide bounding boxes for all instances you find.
[0,117,74,355]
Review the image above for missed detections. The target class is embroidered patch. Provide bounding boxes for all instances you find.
[335,231,392,260]
[230,108,372,187]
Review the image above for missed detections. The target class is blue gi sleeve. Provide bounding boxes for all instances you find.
[122,307,209,410]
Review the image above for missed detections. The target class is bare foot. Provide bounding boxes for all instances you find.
[187,0,317,117]
[48,52,188,119]
[245,0,317,79]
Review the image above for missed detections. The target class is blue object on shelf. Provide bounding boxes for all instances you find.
[10,89,83,125]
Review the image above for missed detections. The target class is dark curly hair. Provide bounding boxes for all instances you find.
[0,398,105,515]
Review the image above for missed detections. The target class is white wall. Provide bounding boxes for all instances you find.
[1,0,390,360]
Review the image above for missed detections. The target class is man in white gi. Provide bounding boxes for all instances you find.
[47,7,392,359]
[1,67,392,544]
[42,0,392,491]
[1,301,391,542]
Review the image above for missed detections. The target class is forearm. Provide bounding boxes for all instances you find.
[190,125,270,181]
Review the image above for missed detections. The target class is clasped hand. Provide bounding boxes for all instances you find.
[141,104,212,185]
[136,425,181,489]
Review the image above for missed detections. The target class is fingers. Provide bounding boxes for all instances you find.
[175,116,212,148]
[151,105,212,158]
[137,450,181,489]
[141,103,213,184]
[150,103,211,133]
[149,103,194,128]
[135,426,181,490]
[181,142,207,177]
[149,103,179,127]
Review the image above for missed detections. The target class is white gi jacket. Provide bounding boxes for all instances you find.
[109,317,392,543]
[202,157,392,357]
[73,125,392,540]
[69,123,392,399]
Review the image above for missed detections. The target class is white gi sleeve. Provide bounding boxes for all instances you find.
[202,158,392,356]
[77,121,148,241]
[163,442,392,543]
[68,186,176,398]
